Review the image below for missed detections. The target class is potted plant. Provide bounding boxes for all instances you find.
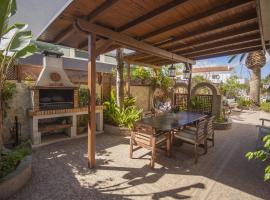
[103,91,142,135]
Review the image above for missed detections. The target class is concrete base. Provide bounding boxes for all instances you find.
[214,118,232,130]
[0,155,32,200]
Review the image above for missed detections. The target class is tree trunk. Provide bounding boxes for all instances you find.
[0,90,3,149]
[116,48,124,109]
[249,67,261,105]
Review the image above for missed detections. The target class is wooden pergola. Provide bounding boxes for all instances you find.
[37,0,268,168]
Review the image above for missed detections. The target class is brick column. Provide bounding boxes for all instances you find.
[74,89,79,108]
[33,89,39,111]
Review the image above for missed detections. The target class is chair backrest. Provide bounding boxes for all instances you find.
[195,119,207,142]
[206,116,215,138]
[134,122,156,136]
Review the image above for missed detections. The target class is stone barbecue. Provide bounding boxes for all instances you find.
[29,51,103,146]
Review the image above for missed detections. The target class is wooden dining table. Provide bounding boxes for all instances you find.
[137,111,207,132]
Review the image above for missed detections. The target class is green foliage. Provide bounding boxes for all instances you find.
[246,134,270,181]
[131,66,152,81]
[79,87,88,107]
[151,68,174,91]
[2,82,16,117]
[77,114,88,127]
[260,102,270,113]
[219,76,248,99]
[104,91,142,129]
[237,97,252,108]
[192,75,208,86]
[0,0,36,87]
[0,142,31,179]
[190,96,204,110]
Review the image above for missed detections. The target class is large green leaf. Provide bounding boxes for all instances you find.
[14,44,37,58]
[0,23,29,52]
[0,0,17,37]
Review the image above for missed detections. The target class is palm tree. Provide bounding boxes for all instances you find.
[228,50,266,105]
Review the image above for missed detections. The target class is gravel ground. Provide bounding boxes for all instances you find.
[9,111,270,200]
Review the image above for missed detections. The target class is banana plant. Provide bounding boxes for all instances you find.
[0,0,37,147]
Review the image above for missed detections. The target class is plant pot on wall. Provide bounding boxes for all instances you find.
[104,124,131,136]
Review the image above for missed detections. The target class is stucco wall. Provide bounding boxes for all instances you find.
[130,86,152,111]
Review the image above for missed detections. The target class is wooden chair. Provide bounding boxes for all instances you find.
[173,119,207,163]
[130,122,171,168]
[205,116,215,147]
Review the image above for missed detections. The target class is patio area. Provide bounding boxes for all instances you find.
[10,111,270,200]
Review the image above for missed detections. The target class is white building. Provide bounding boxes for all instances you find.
[192,66,234,84]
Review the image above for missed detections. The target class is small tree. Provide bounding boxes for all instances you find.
[0,0,36,148]
[219,76,248,99]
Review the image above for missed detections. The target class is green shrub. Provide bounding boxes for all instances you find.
[246,134,270,181]
[131,66,152,81]
[79,87,88,107]
[261,102,270,113]
[103,91,142,129]
[0,143,31,179]
[237,98,252,108]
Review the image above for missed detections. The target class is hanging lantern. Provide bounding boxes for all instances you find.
[183,65,191,80]
[168,64,176,77]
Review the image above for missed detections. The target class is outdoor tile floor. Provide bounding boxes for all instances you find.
[10,111,270,200]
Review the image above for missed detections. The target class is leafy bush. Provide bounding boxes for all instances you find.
[151,68,174,92]
[237,97,252,108]
[131,66,152,81]
[0,143,31,179]
[190,96,204,110]
[79,87,88,107]
[104,91,142,129]
[246,134,270,181]
[261,102,270,113]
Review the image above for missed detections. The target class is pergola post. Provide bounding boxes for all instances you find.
[127,62,131,97]
[87,33,96,168]
[187,63,193,111]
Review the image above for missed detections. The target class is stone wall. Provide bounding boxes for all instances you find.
[3,82,31,143]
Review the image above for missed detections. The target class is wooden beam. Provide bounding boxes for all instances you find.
[76,19,195,64]
[126,20,259,62]
[139,0,254,40]
[139,36,260,63]
[96,40,114,56]
[54,0,119,44]
[87,33,96,169]
[117,0,188,32]
[186,41,262,58]
[123,58,159,68]
[193,46,264,60]
[187,63,192,111]
[256,0,267,52]
[126,62,131,97]
[168,25,259,52]
[78,1,188,51]
[180,35,261,56]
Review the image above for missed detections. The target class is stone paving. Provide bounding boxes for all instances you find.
[10,111,270,200]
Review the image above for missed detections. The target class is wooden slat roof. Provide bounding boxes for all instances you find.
[37,0,268,66]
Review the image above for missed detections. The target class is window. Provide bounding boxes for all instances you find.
[212,75,220,79]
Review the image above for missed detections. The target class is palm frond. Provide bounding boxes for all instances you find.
[239,53,247,63]
[228,55,238,63]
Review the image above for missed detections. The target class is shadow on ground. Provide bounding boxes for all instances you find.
[10,119,270,200]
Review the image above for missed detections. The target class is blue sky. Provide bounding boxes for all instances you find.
[194,52,270,79]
